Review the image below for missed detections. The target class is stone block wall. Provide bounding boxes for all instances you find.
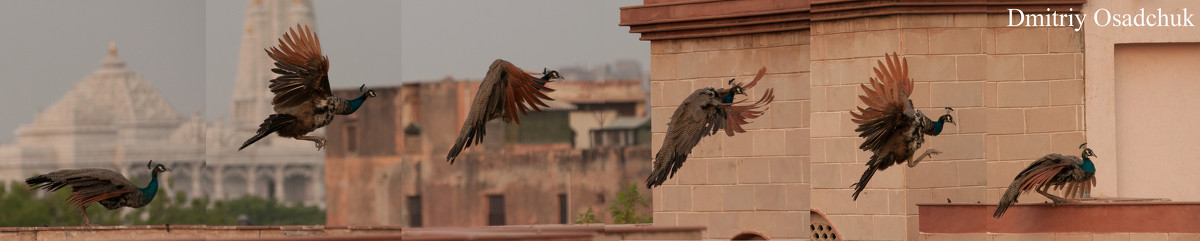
[648,30,813,240]
[982,14,1087,205]
[809,13,1085,240]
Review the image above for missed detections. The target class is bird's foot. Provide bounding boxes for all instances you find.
[297,136,327,150]
[314,138,326,150]
[908,149,943,167]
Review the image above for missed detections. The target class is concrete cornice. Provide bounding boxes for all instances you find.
[619,0,1087,41]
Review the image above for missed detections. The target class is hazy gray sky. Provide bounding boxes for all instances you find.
[206,0,647,119]
[1,0,646,142]
[0,0,205,142]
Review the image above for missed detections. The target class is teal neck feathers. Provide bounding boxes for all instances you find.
[721,91,736,103]
[1079,156,1097,173]
[139,170,161,203]
[929,114,951,136]
[345,93,369,114]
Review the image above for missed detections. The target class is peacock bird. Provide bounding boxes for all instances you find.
[646,67,775,188]
[993,143,1097,218]
[239,24,377,151]
[849,53,955,200]
[445,59,563,164]
[25,161,171,226]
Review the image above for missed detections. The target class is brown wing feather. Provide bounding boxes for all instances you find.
[446,59,556,164]
[852,53,915,152]
[733,67,767,90]
[265,24,331,113]
[497,61,556,124]
[717,88,774,136]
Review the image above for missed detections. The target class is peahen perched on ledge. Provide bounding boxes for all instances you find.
[993,143,1097,218]
[446,59,563,164]
[850,53,955,200]
[26,161,170,226]
[646,67,775,188]
[240,24,378,151]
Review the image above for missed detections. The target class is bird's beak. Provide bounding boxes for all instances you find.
[164,167,172,172]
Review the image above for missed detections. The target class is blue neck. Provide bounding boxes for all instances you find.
[1079,157,1096,173]
[346,94,368,114]
[929,116,948,135]
[140,170,160,203]
[721,91,736,103]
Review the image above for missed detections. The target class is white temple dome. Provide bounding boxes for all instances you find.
[32,43,182,126]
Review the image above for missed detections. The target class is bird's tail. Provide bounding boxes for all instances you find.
[645,153,685,189]
[446,121,486,165]
[239,114,297,151]
[850,164,877,201]
[993,177,1026,218]
[24,174,61,191]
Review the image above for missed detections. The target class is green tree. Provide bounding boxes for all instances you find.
[607,184,652,224]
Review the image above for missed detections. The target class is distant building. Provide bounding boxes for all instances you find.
[0,0,328,207]
[324,79,651,227]
[621,0,1200,240]
[0,44,204,200]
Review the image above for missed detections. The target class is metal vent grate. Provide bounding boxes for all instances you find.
[810,210,841,241]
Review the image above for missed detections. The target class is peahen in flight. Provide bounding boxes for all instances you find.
[239,24,377,151]
[446,59,563,164]
[993,143,1097,218]
[646,67,775,188]
[26,161,171,226]
[849,53,955,200]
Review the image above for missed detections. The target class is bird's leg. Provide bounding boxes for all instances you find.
[1037,186,1077,205]
[295,136,327,150]
[80,205,95,226]
[907,149,943,167]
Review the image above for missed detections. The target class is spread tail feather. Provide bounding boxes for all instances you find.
[239,114,297,151]
[994,177,1026,218]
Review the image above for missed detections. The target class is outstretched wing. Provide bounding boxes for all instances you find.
[266,24,331,113]
[851,53,915,152]
[647,89,721,188]
[494,59,556,124]
[733,67,767,90]
[716,88,774,136]
[446,59,556,164]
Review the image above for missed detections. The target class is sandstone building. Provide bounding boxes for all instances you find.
[621,0,1200,240]
[324,79,653,227]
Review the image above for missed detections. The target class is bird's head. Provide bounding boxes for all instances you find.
[726,79,747,96]
[147,160,171,173]
[359,84,378,99]
[543,68,564,80]
[730,85,747,96]
[939,107,956,125]
[1079,143,1097,158]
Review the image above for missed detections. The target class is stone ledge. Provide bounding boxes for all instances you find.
[0,224,704,241]
[918,199,1200,234]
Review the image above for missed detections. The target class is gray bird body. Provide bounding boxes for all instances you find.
[993,151,1096,218]
[28,168,150,209]
[239,24,377,151]
[850,53,954,200]
[647,88,723,187]
[446,59,559,164]
[646,67,774,188]
[26,162,170,226]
